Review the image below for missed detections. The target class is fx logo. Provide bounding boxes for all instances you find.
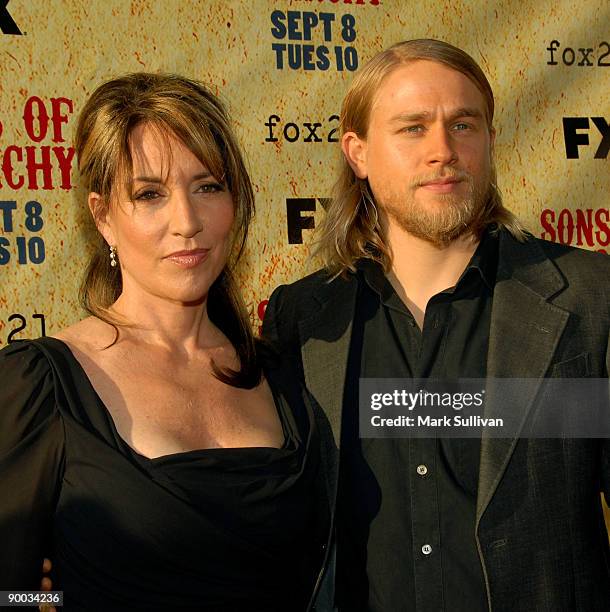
[562,117,610,159]
[0,1,22,35]
[286,197,331,244]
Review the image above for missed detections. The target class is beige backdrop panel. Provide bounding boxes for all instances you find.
[1,0,609,526]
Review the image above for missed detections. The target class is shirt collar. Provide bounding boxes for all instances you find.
[463,225,499,290]
[358,225,499,300]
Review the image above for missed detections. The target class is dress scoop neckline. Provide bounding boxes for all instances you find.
[39,336,293,464]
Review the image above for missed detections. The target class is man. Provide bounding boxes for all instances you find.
[263,39,610,611]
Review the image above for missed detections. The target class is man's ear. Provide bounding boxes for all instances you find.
[489,125,496,154]
[88,192,115,246]
[341,131,368,179]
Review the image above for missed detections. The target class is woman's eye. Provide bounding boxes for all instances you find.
[197,182,224,193]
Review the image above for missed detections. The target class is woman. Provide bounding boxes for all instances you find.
[0,73,329,611]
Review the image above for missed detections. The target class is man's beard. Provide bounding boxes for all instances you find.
[376,169,491,247]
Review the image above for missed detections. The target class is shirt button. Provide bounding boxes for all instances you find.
[422,544,433,555]
[416,464,428,476]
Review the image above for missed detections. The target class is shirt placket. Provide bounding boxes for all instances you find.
[411,298,448,611]
[409,437,444,610]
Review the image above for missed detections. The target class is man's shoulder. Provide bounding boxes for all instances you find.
[501,229,608,268]
[532,234,608,260]
[271,267,357,307]
[528,234,610,280]
[282,267,336,292]
[501,231,610,305]
[263,267,358,349]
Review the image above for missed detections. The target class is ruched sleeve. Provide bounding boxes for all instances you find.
[0,341,65,590]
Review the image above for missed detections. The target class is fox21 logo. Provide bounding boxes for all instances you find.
[0,1,22,35]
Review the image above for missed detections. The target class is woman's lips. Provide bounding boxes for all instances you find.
[165,249,210,268]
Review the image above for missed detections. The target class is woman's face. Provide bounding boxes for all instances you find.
[94,123,235,306]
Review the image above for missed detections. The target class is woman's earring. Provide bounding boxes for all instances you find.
[109,245,118,268]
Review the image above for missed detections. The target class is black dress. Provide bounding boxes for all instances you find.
[0,337,326,611]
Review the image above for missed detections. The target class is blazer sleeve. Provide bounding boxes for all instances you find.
[0,342,65,589]
[602,440,610,506]
[601,336,610,504]
[262,284,286,348]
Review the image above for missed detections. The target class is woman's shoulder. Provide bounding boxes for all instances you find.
[0,338,61,446]
[0,317,107,376]
[53,316,116,351]
[0,317,110,425]
[0,337,54,379]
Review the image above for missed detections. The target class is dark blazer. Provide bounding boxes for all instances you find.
[263,230,610,612]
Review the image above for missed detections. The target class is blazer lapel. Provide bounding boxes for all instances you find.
[298,276,358,448]
[476,232,570,522]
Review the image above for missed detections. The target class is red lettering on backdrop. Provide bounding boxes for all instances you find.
[539,208,609,254]
[0,95,76,191]
[54,146,76,189]
[23,96,50,143]
[25,146,53,190]
[1,145,25,189]
[257,300,269,335]
[50,98,73,143]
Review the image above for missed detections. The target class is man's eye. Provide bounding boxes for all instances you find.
[404,125,424,134]
[453,122,471,131]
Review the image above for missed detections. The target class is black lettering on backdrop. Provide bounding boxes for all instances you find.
[591,117,610,159]
[270,11,358,71]
[547,40,610,66]
[600,42,610,66]
[5,313,46,344]
[0,0,22,35]
[286,197,333,243]
[562,117,610,159]
[287,198,316,244]
[0,199,46,264]
[265,114,339,143]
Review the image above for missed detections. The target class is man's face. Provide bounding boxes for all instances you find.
[344,59,495,245]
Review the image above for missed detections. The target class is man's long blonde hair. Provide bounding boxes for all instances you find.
[317,39,526,275]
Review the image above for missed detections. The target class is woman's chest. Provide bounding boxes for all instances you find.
[89,362,284,457]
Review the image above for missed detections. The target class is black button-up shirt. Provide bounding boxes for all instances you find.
[336,229,499,612]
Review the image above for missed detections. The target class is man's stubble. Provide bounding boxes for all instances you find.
[376,167,493,247]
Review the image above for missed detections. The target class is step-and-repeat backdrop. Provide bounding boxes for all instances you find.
[1,0,609,523]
